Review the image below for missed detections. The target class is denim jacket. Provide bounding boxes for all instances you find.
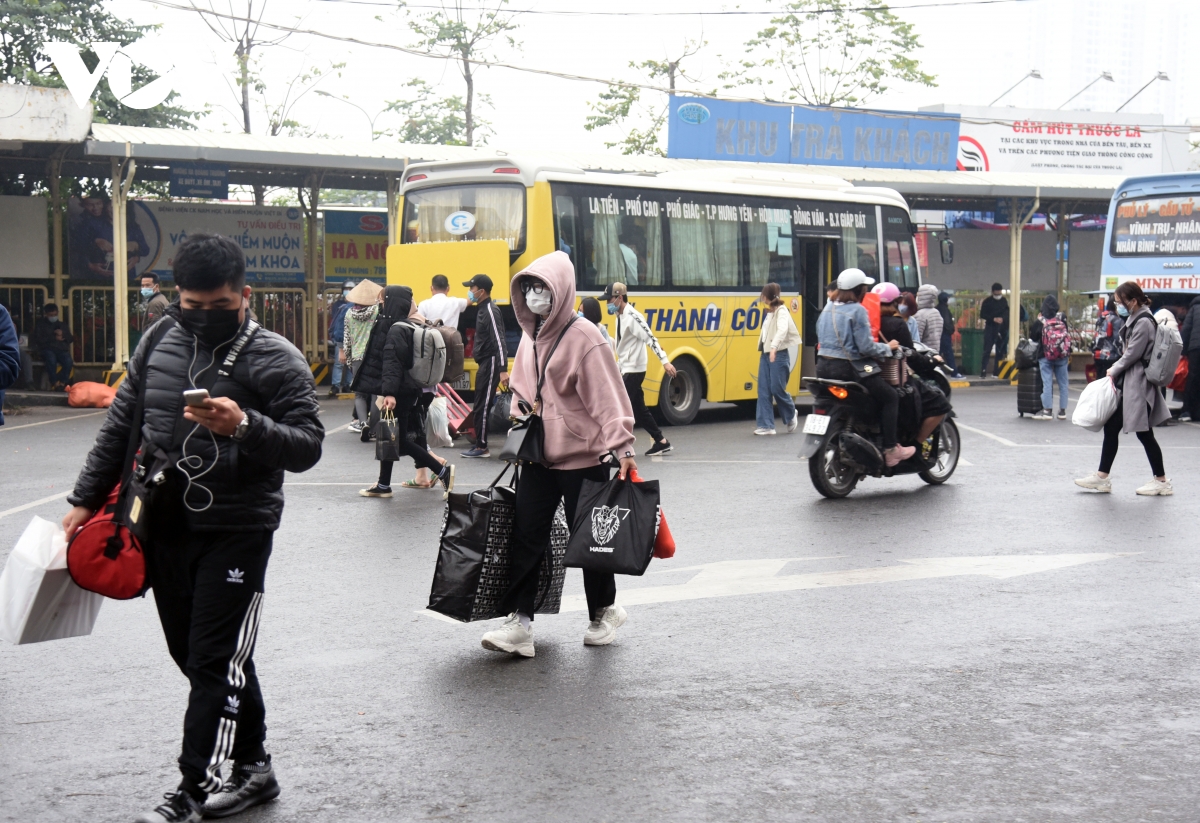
[816,301,892,364]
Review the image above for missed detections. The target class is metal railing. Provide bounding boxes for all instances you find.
[945,290,1099,360]
[0,285,49,342]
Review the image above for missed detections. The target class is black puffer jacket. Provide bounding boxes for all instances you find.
[381,323,422,397]
[351,285,412,396]
[1180,296,1200,353]
[69,306,324,532]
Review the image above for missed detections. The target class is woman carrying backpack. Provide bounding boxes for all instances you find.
[1076,282,1172,496]
[1093,299,1124,379]
[1030,295,1071,420]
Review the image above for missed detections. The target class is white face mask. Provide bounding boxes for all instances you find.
[525,290,553,316]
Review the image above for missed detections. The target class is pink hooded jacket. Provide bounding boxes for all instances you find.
[510,251,636,470]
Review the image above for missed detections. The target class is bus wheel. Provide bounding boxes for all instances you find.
[658,359,703,426]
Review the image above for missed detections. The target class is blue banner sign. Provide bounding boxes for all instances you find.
[169,163,229,199]
[668,97,960,172]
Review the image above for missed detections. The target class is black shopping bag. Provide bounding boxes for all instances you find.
[564,473,660,576]
[375,409,401,461]
[490,390,514,435]
[427,464,568,622]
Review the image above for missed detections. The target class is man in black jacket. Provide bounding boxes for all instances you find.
[461,274,508,458]
[1179,295,1200,421]
[63,234,324,823]
[979,283,1009,378]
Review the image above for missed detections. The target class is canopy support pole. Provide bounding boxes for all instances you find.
[48,149,65,303]
[304,173,323,362]
[111,156,137,370]
[1008,188,1040,358]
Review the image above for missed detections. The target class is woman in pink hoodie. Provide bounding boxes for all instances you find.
[481,251,638,658]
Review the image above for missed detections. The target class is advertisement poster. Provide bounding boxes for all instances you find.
[921,104,1177,176]
[668,96,960,171]
[0,195,50,279]
[323,209,388,284]
[69,198,306,283]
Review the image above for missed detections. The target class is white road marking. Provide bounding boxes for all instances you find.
[0,491,72,520]
[959,458,974,466]
[0,410,106,432]
[418,553,1127,620]
[955,422,1019,447]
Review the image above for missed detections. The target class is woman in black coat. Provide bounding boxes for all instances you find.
[355,286,454,498]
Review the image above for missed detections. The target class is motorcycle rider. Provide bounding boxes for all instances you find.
[873,282,950,449]
[816,269,915,467]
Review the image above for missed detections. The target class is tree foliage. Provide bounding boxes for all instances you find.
[0,0,200,128]
[403,0,519,147]
[381,79,486,146]
[720,0,935,107]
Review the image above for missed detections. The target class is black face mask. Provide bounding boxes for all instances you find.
[180,308,243,347]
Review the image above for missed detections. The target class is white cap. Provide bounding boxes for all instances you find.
[837,268,875,290]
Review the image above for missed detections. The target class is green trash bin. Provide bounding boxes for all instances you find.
[959,328,984,376]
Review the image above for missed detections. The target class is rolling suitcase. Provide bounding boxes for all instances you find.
[1017,367,1043,416]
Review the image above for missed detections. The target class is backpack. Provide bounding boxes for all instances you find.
[428,319,465,384]
[1093,313,1118,359]
[1140,316,1184,387]
[407,321,447,388]
[1040,316,1071,361]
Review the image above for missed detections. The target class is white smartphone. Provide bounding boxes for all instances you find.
[183,388,211,407]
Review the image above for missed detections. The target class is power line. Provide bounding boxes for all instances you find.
[312,0,1040,13]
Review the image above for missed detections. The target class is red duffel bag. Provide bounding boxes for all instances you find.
[67,484,147,600]
[1168,356,1188,392]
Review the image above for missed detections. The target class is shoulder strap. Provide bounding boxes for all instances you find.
[120,317,177,487]
[533,316,578,405]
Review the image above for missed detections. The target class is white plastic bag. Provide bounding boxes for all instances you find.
[1072,377,1121,432]
[0,516,104,645]
[425,396,453,448]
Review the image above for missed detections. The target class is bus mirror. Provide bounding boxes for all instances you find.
[940,237,954,265]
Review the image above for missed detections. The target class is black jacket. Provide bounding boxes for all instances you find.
[473,297,506,363]
[68,307,324,532]
[1180,296,1200,353]
[351,285,413,396]
[980,295,1008,326]
[33,317,72,352]
[381,322,423,397]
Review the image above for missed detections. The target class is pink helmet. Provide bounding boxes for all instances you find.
[871,282,901,303]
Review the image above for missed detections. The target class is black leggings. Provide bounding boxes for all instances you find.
[1099,403,1165,477]
[817,357,900,449]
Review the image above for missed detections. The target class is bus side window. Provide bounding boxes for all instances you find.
[554,195,578,263]
[580,194,664,290]
[745,216,798,292]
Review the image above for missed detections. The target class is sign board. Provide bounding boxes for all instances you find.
[921,104,1179,176]
[0,85,91,144]
[0,196,50,278]
[324,209,388,284]
[68,197,306,283]
[169,163,229,199]
[668,96,960,171]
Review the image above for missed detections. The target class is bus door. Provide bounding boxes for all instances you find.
[799,237,839,379]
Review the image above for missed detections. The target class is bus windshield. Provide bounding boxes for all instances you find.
[1110,193,1200,257]
[401,183,526,253]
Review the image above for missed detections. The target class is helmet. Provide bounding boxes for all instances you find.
[836,268,875,290]
[871,282,901,303]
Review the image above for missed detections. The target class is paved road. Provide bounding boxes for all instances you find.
[2,388,1199,822]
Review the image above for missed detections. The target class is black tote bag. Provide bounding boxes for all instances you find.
[375,408,401,461]
[428,464,568,622]
[564,472,661,576]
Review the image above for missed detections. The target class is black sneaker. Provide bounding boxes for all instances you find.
[360,425,375,443]
[133,791,203,823]
[201,760,280,819]
[358,484,393,498]
[645,440,673,456]
[438,464,456,497]
[326,386,339,397]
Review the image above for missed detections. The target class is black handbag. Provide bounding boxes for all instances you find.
[500,316,577,465]
[427,463,569,621]
[490,389,514,435]
[375,408,401,461]
[564,462,661,576]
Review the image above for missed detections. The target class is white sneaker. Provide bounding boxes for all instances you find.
[753,427,777,436]
[786,416,799,433]
[1074,472,1112,493]
[584,605,627,646]
[1135,478,1173,496]
[1032,409,1053,420]
[481,615,535,658]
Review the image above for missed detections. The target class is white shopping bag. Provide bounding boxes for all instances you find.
[0,516,104,645]
[1072,377,1121,432]
[426,396,454,448]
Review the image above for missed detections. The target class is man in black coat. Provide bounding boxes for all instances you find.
[1179,295,1200,421]
[63,234,324,823]
[979,282,1009,378]
[461,273,508,458]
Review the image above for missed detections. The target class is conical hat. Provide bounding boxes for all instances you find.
[346,279,383,305]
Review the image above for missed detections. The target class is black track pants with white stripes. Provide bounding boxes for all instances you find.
[145,529,273,801]
[473,356,502,449]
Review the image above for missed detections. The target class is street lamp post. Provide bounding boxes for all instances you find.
[1057,71,1114,110]
[314,91,387,141]
[1116,72,1170,112]
[989,70,1043,107]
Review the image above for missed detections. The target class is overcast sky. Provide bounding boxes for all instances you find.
[108,0,1198,152]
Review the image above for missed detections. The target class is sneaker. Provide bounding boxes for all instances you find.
[481,614,534,658]
[584,604,627,646]
[133,791,202,823]
[1135,478,1174,496]
[201,760,280,819]
[359,425,374,443]
[1057,409,1068,420]
[326,387,339,398]
[437,463,456,497]
[753,427,777,436]
[1180,414,1193,423]
[645,440,673,456]
[1074,472,1112,493]
[358,484,392,498]
[786,416,799,433]
[348,420,365,433]
[460,447,490,458]
[1032,409,1052,420]
[883,445,916,467]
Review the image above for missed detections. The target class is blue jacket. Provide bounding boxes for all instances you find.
[816,301,891,363]
[329,299,351,345]
[0,304,20,425]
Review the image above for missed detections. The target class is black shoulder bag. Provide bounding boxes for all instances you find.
[500,316,577,465]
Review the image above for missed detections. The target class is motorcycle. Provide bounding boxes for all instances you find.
[908,341,955,400]
[799,362,961,499]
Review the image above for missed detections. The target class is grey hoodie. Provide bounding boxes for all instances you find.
[914,284,943,348]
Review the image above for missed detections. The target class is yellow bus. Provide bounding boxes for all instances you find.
[387,157,921,425]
